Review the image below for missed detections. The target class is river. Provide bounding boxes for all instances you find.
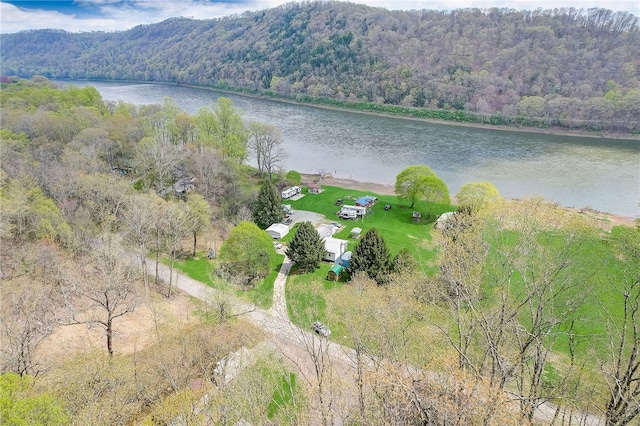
[62,80,640,217]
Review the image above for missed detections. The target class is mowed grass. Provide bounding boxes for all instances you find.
[171,253,284,310]
[288,185,452,262]
[283,185,452,331]
[483,226,634,361]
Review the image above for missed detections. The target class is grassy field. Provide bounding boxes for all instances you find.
[173,184,451,334]
[287,185,453,260]
[174,185,634,368]
[172,253,284,310]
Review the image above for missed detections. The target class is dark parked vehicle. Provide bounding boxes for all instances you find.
[385,204,392,210]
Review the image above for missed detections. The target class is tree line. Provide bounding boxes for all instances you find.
[1,2,639,133]
[1,77,638,424]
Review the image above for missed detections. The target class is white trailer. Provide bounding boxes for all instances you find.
[340,205,367,217]
[281,186,301,199]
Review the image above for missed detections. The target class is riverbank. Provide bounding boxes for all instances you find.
[58,79,639,140]
[301,173,638,230]
[188,83,640,141]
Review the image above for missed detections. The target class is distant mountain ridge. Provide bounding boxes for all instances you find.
[2,1,639,132]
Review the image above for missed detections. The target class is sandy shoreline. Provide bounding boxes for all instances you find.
[300,173,638,229]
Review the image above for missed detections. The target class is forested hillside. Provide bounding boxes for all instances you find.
[2,2,639,132]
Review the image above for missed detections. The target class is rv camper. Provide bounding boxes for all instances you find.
[339,205,367,218]
[281,186,301,199]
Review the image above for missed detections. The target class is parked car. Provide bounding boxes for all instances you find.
[312,321,331,337]
[335,199,343,206]
[273,242,283,250]
[384,204,392,210]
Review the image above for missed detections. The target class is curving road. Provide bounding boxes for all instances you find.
[143,209,604,425]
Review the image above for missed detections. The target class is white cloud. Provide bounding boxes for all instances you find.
[1,0,638,33]
[0,2,118,32]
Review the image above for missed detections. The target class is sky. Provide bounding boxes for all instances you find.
[1,0,638,33]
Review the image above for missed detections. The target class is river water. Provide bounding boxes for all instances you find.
[63,80,640,217]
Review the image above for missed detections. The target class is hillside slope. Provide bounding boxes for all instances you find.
[2,2,639,132]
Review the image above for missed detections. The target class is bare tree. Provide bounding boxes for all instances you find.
[134,133,181,196]
[1,278,55,376]
[477,199,592,421]
[430,198,595,421]
[159,200,194,297]
[65,235,140,356]
[602,284,640,426]
[431,208,485,373]
[186,145,223,203]
[123,192,162,296]
[601,227,640,426]
[0,243,69,376]
[248,122,286,180]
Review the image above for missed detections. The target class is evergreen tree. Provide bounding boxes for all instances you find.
[285,221,326,273]
[252,179,284,229]
[349,228,392,285]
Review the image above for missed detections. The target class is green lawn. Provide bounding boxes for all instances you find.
[288,185,451,261]
[171,253,284,310]
[282,185,449,330]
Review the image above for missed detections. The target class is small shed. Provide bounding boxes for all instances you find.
[308,183,322,194]
[327,264,344,281]
[266,223,289,239]
[351,227,362,239]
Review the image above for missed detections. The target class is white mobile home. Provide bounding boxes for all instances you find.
[340,205,367,217]
[281,186,301,199]
[324,237,348,262]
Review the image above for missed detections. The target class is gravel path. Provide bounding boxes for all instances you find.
[144,230,604,426]
[268,255,294,320]
[145,253,361,424]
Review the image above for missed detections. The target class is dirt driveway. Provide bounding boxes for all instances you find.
[288,209,326,226]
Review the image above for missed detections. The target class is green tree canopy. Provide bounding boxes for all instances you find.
[456,182,500,211]
[196,97,248,163]
[252,179,284,229]
[349,228,392,285]
[1,177,73,247]
[395,165,436,208]
[218,221,275,287]
[285,170,302,186]
[394,165,450,212]
[285,221,326,273]
[0,373,69,425]
[422,175,451,214]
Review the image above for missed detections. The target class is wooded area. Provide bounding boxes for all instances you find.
[1,78,638,425]
[1,2,639,133]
